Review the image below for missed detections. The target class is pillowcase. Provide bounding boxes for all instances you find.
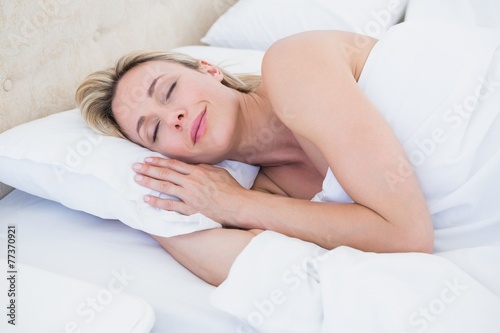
[201,0,409,50]
[405,0,500,31]
[171,45,265,74]
[0,109,259,237]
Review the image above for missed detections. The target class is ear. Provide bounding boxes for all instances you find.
[199,60,224,82]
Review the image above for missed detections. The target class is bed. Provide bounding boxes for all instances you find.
[1,1,500,332]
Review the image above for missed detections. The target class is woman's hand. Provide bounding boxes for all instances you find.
[132,157,246,226]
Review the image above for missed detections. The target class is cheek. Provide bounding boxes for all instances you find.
[158,142,185,159]
[207,113,237,149]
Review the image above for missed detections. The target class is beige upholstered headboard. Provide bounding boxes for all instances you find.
[0,0,235,199]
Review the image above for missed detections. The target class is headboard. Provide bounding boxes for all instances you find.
[0,0,236,199]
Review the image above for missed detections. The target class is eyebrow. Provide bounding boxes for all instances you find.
[136,116,145,139]
[147,75,164,97]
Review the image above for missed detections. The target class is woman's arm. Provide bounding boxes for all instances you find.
[137,144,432,253]
[151,228,261,286]
[232,189,431,253]
[254,30,433,252]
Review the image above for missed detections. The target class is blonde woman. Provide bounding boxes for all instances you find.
[76,23,500,286]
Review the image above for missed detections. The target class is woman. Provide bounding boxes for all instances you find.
[76,23,500,286]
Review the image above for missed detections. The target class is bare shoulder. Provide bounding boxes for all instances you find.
[262,30,377,84]
[260,30,378,143]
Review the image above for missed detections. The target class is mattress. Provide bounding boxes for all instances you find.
[0,189,242,332]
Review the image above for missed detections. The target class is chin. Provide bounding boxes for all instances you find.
[176,154,220,165]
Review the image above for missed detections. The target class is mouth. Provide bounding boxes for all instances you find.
[191,108,207,145]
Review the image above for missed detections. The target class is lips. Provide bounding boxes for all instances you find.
[190,108,207,145]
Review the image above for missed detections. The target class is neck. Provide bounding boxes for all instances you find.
[227,86,304,167]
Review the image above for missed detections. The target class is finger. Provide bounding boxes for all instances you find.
[144,195,196,215]
[134,173,183,196]
[133,162,185,185]
[143,157,192,175]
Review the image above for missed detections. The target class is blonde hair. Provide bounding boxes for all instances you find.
[75,50,261,139]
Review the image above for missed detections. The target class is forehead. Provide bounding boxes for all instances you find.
[116,60,188,96]
[112,60,188,116]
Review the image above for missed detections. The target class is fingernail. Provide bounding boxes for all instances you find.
[144,195,150,202]
[132,163,142,170]
[134,174,143,182]
[144,157,153,163]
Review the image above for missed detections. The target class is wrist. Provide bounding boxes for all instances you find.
[232,188,278,230]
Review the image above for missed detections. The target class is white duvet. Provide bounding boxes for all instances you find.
[211,231,500,333]
[313,21,500,253]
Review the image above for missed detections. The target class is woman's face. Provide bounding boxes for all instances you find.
[112,60,240,164]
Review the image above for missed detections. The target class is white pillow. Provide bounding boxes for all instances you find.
[405,0,500,31]
[0,109,259,237]
[171,45,265,74]
[201,0,409,50]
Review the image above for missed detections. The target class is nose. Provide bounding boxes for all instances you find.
[166,109,186,131]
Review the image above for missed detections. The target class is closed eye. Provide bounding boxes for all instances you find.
[166,81,177,101]
[152,120,160,142]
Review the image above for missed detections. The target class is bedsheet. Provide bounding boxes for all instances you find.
[0,189,242,333]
